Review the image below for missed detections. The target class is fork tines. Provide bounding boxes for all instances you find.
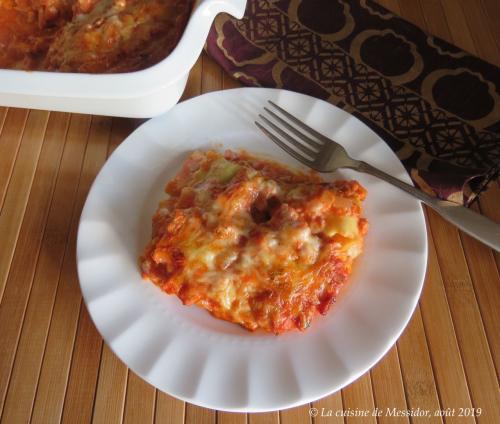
[255,101,327,165]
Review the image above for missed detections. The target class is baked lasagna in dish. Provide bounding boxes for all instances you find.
[0,0,194,72]
[141,150,368,334]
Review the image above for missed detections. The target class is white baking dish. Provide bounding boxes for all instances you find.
[0,0,247,118]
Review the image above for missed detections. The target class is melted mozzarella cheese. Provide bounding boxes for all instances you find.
[142,150,368,334]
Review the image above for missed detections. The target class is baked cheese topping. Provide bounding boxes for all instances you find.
[141,150,368,334]
[0,0,193,72]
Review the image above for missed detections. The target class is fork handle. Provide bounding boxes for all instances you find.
[357,161,500,252]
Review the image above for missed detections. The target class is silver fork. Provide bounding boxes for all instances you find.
[256,100,500,252]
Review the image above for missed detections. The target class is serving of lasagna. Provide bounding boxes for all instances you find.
[0,0,194,72]
[141,150,368,334]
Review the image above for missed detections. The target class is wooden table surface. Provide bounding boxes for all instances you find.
[0,1,499,423]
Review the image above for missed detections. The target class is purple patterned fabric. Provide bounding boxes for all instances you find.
[206,0,500,205]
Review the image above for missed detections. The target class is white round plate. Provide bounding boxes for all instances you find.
[77,88,427,412]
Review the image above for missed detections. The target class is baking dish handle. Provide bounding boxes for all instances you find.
[204,0,247,19]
